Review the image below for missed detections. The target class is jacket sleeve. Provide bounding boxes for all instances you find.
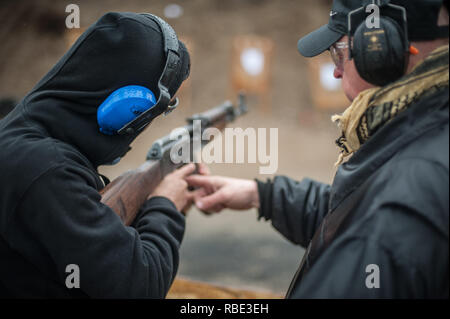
[257,176,331,247]
[9,165,185,298]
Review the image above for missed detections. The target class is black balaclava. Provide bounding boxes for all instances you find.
[21,12,190,168]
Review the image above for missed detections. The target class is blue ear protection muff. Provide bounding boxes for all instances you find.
[97,85,157,135]
[97,14,181,136]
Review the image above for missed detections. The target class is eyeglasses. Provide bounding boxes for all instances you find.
[329,41,349,70]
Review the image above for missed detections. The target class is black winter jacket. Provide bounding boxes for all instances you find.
[0,13,189,298]
[258,88,449,298]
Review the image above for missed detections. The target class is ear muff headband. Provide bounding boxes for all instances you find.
[97,14,181,136]
[117,14,181,135]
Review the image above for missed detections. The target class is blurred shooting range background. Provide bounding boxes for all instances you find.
[0,0,349,297]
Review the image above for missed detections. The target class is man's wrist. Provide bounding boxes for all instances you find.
[250,180,260,209]
[254,178,273,221]
[147,196,177,210]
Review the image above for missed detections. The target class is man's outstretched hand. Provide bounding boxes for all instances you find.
[185,174,260,214]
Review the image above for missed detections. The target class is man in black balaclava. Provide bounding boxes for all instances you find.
[0,12,193,298]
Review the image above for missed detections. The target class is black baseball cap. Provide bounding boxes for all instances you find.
[297,0,449,57]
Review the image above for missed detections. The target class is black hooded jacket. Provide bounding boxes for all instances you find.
[258,87,449,298]
[0,12,190,298]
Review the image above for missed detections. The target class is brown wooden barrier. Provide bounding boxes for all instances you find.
[167,278,282,299]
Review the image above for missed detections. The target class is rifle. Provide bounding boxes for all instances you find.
[100,94,248,225]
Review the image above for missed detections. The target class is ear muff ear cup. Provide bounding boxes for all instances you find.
[96,14,186,136]
[352,17,408,87]
[97,85,157,135]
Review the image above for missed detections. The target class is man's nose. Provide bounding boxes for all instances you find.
[334,67,343,79]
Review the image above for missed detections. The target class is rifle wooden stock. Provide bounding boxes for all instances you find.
[99,161,160,225]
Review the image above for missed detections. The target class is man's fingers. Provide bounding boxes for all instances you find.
[197,163,211,176]
[186,187,225,214]
[174,163,197,178]
[195,190,227,212]
[186,188,207,202]
[202,202,226,214]
[185,174,215,190]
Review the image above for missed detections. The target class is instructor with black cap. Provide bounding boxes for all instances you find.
[186,0,449,298]
[0,12,193,298]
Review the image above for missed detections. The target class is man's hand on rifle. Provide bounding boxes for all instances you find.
[148,163,210,215]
